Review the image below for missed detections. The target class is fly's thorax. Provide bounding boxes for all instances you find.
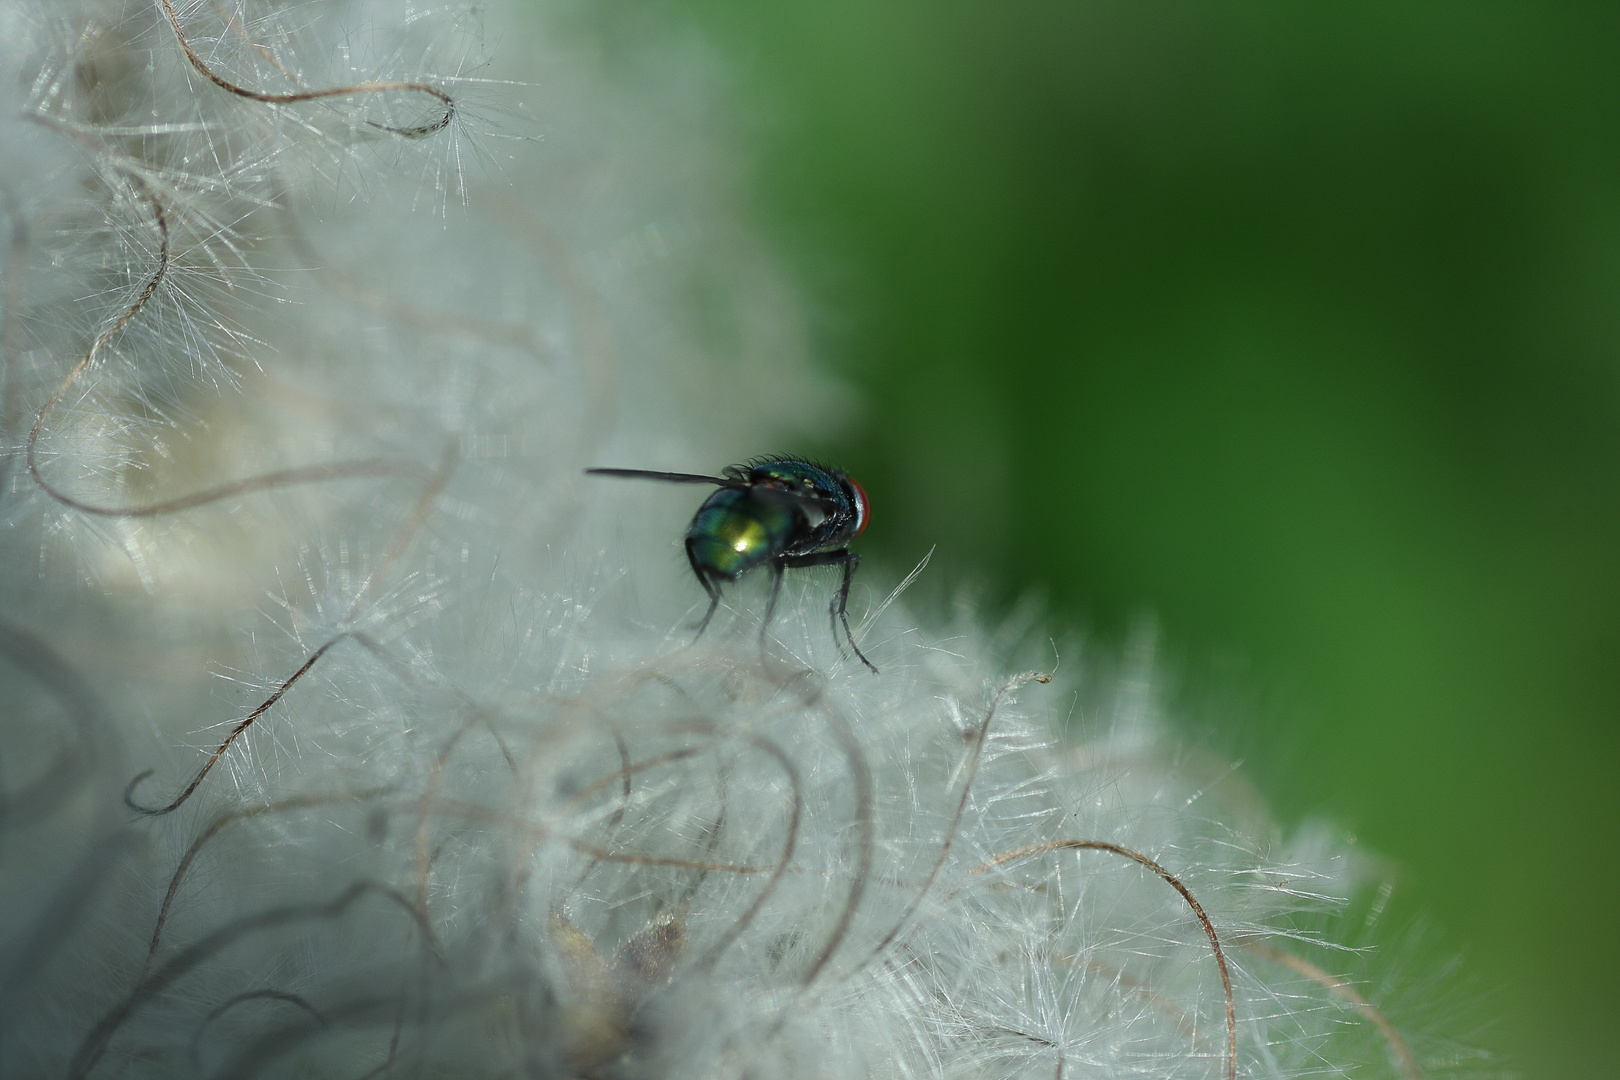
[746,460,859,551]
[686,487,798,579]
[747,460,844,502]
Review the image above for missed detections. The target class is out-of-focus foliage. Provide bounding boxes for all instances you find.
[674,3,1620,1077]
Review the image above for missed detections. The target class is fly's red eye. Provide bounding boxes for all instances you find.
[850,477,870,536]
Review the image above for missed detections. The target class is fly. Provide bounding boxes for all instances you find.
[587,457,877,672]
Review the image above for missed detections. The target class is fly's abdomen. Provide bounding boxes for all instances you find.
[687,488,795,579]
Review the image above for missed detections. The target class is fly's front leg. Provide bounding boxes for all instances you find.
[831,551,876,672]
[779,548,877,673]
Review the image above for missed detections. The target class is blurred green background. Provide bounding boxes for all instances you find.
[657,2,1618,1076]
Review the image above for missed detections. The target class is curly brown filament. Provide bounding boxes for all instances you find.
[412,714,479,924]
[347,437,459,621]
[498,740,701,860]
[414,698,641,920]
[68,881,432,1080]
[678,773,733,906]
[424,797,765,874]
[208,0,300,84]
[542,745,706,818]
[23,166,421,517]
[993,1028,1066,1080]
[854,671,1051,977]
[432,742,706,932]
[566,846,761,873]
[355,1001,408,1080]
[160,0,455,138]
[280,209,550,367]
[800,702,873,986]
[1242,938,1422,1080]
[974,840,1237,1080]
[0,619,112,829]
[0,832,136,1008]
[1049,951,1211,1055]
[484,193,618,436]
[130,635,424,829]
[39,456,420,518]
[125,635,345,815]
[199,987,474,1080]
[700,735,802,966]
[564,724,637,898]
[1,189,30,456]
[146,788,395,967]
[412,708,524,934]
[190,989,328,1071]
[25,172,168,507]
[605,730,634,831]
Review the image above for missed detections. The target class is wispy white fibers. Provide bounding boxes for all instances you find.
[1,2,1460,1078]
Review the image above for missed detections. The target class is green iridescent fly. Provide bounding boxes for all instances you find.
[587,457,876,671]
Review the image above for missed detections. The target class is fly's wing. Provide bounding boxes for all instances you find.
[747,482,840,533]
[585,468,732,485]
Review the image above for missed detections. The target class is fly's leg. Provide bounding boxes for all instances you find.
[760,558,787,651]
[778,549,877,673]
[687,538,722,638]
[831,551,876,673]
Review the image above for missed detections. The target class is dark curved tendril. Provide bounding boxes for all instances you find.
[853,671,1051,977]
[0,831,137,1017]
[190,990,329,1071]
[605,728,634,831]
[160,0,456,138]
[124,635,346,816]
[1048,951,1211,1055]
[700,735,802,967]
[992,1028,1066,1080]
[561,846,762,873]
[21,151,427,518]
[563,721,637,896]
[0,620,117,829]
[25,170,169,510]
[412,709,512,935]
[419,795,767,873]
[146,788,396,968]
[1,188,30,480]
[411,704,530,939]
[281,208,552,367]
[800,701,873,986]
[67,881,434,1080]
[205,985,514,1080]
[1242,938,1423,1080]
[456,740,710,934]
[484,192,620,439]
[354,999,409,1080]
[41,457,421,518]
[674,761,733,905]
[974,840,1238,1080]
[347,438,460,620]
[116,438,452,815]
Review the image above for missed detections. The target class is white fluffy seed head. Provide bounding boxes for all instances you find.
[0,3,1459,1079]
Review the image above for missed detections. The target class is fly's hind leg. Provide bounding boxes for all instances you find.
[761,557,787,650]
[778,549,877,673]
[687,538,722,639]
